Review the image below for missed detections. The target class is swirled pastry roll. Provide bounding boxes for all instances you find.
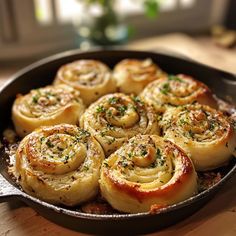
[12,85,85,137]
[113,58,165,94]
[15,124,104,206]
[160,104,236,171]
[140,74,217,112]
[80,93,159,156]
[54,60,116,106]
[100,135,197,213]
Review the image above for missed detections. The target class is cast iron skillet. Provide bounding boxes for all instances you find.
[0,50,236,235]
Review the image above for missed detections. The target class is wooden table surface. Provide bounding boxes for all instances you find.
[0,33,236,236]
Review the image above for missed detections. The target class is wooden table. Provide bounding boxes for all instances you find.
[1,33,236,236]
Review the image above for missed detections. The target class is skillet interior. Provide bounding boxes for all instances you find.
[0,49,236,235]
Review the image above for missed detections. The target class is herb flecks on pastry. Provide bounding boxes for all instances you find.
[54,60,116,106]
[100,135,197,213]
[160,104,236,171]
[80,93,159,156]
[15,124,105,206]
[12,85,84,137]
[140,74,217,112]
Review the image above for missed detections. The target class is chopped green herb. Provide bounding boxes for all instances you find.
[202,109,210,117]
[46,140,54,148]
[76,130,90,141]
[128,163,135,170]
[100,131,106,137]
[128,153,132,158]
[132,96,144,104]
[108,97,118,105]
[156,148,162,159]
[83,165,89,171]
[180,118,188,125]
[96,105,106,113]
[106,109,113,117]
[160,83,170,95]
[155,148,166,166]
[118,161,129,168]
[74,97,81,103]
[189,130,194,138]
[107,137,116,145]
[168,75,183,82]
[140,149,148,156]
[45,91,54,98]
[32,95,39,103]
[103,162,109,168]
[150,162,157,168]
[209,121,215,131]
[158,159,165,166]
[232,121,236,130]
[107,123,115,130]
[132,105,138,111]
[57,146,64,151]
[118,105,127,116]
[40,137,45,142]
[166,102,178,107]
[156,114,162,121]
[64,155,70,162]
[80,129,90,137]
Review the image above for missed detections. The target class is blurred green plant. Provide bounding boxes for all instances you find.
[77,0,160,46]
[83,0,160,18]
[143,0,160,19]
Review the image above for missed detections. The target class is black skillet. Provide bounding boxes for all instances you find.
[0,49,236,235]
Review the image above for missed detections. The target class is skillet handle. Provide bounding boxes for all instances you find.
[0,174,21,202]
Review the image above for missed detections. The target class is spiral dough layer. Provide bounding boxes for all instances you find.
[160,104,236,171]
[15,124,105,206]
[140,74,217,112]
[100,135,198,213]
[12,85,85,137]
[80,93,159,156]
[113,58,166,94]
[54,60,116,106]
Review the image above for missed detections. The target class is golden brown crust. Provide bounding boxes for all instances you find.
[15,124,105,206]
[113,58,166,94]
[12,85,85,137]
[54,60,116,106]
[140,74,217,113]
[100,135,197,213]
[160,103,236,171]
[80,93,160,156]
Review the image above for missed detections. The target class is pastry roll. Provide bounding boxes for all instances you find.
[160,104,236,171]
[15,124,104,206]
[80,93,159,156]
[140,74,217,112]
[113,58,165,94]
[12,85,85,137]
[54,60,116,106]
[100,135,197,213]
